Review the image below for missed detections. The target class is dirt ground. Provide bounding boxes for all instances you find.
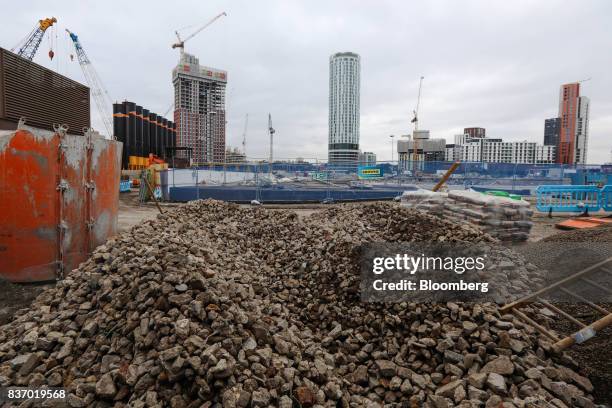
[535,225,612,406]
[0,279,51,326]
[526,213,570,242]
[117,191,166,232]
[549,302,612,405]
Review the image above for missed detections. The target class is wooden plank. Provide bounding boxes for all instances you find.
[512,309,560,342]
[143,177,164,214]
[579,277,612,295]
[537,298,586,328]
[552,313,612,353]
[559,287,610,315]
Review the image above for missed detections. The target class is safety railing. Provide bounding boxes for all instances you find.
[601,185,612,212]
[536,185,604,213]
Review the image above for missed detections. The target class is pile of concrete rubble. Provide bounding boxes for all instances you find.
[0,201,599,407]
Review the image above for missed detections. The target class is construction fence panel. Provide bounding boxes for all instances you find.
[601,185,612,212]
[535,185,602,213]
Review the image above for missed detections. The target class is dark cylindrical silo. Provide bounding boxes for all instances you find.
[135,105,143,157]
[149,112,157,158]
[125,101,136,160]
[142,108,150,158]
[160,118,168,159]
[167,120,174,150]
[113,103,128,169]
[155,115,163,157]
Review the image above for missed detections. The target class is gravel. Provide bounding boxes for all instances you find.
[541,224,612,243]
[0,200,601,407]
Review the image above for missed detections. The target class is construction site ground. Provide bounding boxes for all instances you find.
[1,193,610,404]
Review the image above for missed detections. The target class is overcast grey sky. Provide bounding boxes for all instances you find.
[3,0,611,163]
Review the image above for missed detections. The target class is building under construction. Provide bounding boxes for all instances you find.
[173,52,226,164]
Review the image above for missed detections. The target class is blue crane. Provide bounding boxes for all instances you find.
[66,29,113,139]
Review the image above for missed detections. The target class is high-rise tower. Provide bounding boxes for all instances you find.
[328,52,360,166]
[557,82,589,165]
[173,52,227,163]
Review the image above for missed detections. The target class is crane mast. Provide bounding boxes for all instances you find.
[268,114,275,180]
[12,17,57,61]
[411,76,424,176]
[66,29,113,139]
[242,113,249,157]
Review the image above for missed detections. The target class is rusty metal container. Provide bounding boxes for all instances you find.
[0,124,122,282]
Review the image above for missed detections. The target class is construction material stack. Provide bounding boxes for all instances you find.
[446,190,533,241]
[402,189,533,241]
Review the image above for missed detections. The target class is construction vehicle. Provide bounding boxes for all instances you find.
[11,17,57,61]
[172,12,227,53]
[66,29,114,139]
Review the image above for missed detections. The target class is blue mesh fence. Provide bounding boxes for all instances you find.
[161,160,611,202]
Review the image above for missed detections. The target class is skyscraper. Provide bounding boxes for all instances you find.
[328,52,360,166]
[557,82,590,165]
[173,52,227,164]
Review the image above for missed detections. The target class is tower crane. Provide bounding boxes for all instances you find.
[242,113,249,157]
[172,12,227,54]
[66,29,113,139]
[11,17,57,61]
[163,103,174,117]
[268,114,275,180]
[410,76,424,176]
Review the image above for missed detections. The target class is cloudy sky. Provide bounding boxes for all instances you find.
[3,0,611,163]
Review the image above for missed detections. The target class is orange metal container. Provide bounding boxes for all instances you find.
[0,125,122,282]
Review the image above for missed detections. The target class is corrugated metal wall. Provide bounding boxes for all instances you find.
[0,47,90,134]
